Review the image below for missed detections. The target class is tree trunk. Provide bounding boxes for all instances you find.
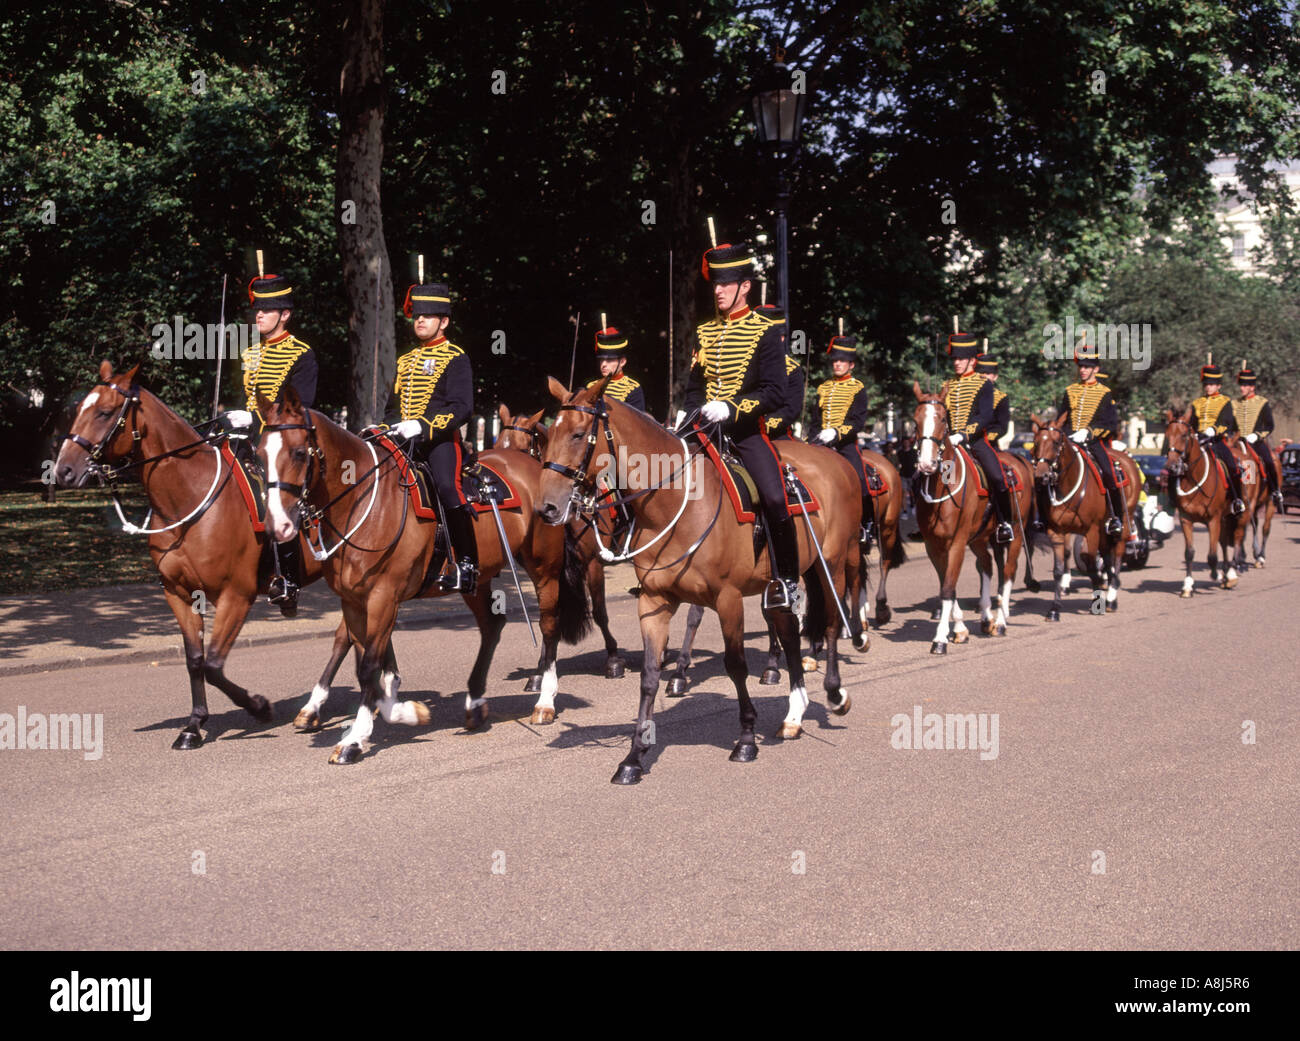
[337,0,393,428]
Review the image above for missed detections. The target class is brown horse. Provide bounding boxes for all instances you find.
[1030,415,1141,620]
[53,361,320,749]
[854,446,907,628]
[535,377,860,783]
[1163,410,1259,597]
[259,388,589,762]
[496,404,626,680]
[911,383,1035,653]
[1238,439,1278,568]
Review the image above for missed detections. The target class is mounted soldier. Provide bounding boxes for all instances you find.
[1189,359,1246,517]
[975,354,1009,445]
[757,302,804,441]
[813,333,877,547]
[224,269,318,615]
[587,323,647,413]
[1235,364,1284,510]
[384,281,478,594]
[942,330,1013,544]
[684,241,797,610]
[1036,338,1127,538]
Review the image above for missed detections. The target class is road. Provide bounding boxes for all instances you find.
[1,517,1296,949]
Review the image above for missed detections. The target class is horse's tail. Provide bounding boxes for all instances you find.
[1021,496,1041,592]
[887,532,907,569]
[559,526,594,644]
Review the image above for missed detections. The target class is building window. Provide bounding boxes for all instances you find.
[1232,234,1246,259]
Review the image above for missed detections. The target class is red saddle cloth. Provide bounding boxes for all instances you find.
[377,435,519,519]
[1079,445,1130,489]
[222,441,265,533]
[957,445,1023,498]
[691,427,820,524]
[1241,442,1270,485]
[850,446,890,497]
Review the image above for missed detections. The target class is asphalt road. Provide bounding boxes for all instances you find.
[1,518,1296,949]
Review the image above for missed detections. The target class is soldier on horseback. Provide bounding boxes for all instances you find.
[1190,360,1246,517]
[386,282,478,594]
[974,355,1010,444]
[587,324,647,412]
[685,242,798,610]
[943,331,1014,544]
[224,272,318,615]
[1036,339,1127,538]
[813,334,877,548]
[758,303,804,441]
[1235,365,1284,510]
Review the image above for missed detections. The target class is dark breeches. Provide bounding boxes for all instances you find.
[839,443,869,498]
[416,436,468,509]
[732,427,787,517]
[1084,439,1120,491]
[969,438,1007,493]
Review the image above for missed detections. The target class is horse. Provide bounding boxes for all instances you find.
[496,404,626,680]
[53,361,321,750]
[1238,438,1278,568]
[535,377,859,784]
[911,382,1035,654]
[258,387,590,762]
[1162,409,1259,597]
[1029,414,1141,619]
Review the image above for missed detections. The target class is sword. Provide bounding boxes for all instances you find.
[483,478,538,647]
[211,273,227,420]
[783,463,853,633]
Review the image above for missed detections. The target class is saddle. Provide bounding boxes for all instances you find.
[376,434,520,519]
[222,441,266,533]
[854,449,889,497]
[1078,445,1130,489]
[958,445,1023,497]
[1240,441,1270,485]
[689,426,819,523]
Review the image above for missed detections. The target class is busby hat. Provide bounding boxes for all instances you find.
[827,335,859,362]
[701,242,757,284]
[1237,367,1257,386]
[974,355,998,375]
[594,326,629,359]
[948,331,980,360]
[1074,339,1100,364]
[248,274,294,312]
[403,283,451,318]
[1201,362,1224,382]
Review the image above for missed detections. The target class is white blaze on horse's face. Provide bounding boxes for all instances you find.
[264,431,298,543]
[917,403,939,473]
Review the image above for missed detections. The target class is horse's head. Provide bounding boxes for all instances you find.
[1163,406,1195,476]
[1030,412,1067,481]
[258,386,319,543]
[55,360,143,488]
[495,404,548,458]
[911,380,950,475]
[536,374,613,525]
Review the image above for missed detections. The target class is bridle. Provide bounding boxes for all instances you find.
[62,380,143,477]
[1033,429,1085,505]
[913,399,966,505]
[500,422,543,460]
[1166,419,1214,498]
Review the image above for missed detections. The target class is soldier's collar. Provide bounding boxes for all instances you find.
[725,305,751,322]
[1082,378,1097,386]
[608,372,625,381]
[420,334,448,348]
[262,331,292,346]
[833,373,854,382]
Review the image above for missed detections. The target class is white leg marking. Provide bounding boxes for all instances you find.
[1226,565,1238,582]
[303,683,329,714]
[534,662,558,712]
[784,685,810,726]
[1182,575,1195,593]
[1000,578,1013,621]
[465,693,486,712]
[1058,571,1071,595]
[952,600,968,635]
[1106,583,1118,604]
[339,703,375,747]
[934,599,954,645]
[979,570,993,621]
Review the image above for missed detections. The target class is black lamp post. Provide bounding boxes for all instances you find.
[751,50,810,329]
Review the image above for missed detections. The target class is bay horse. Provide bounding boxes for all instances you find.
[1238,438,1278,568]
[911,382,1035,653]
[1163,409,1259,597]
[496,404,626,680]
[535,377,859,784]
[1030,414,1141,619]
[53,361,321,750]
[259,387,589,762]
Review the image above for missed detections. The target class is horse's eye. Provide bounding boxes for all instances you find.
[291,448,308,462]
[98,409,113,419]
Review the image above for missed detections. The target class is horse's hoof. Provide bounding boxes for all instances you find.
[523,674,543,694]
[1254,558,1265,569]
[776,722,802,740]
[530,706,555,725]
[605,657,625,679]
[759,667,782,686]
[1025,578,1041,593]
[854,631,870,652]
[329,743,362,765]
[1179,589,1194,598]
[800,655,819,673]
[1105,602,1118,613]
[930,642,947,655]
[412,701,433,725]
[951,631,969,645]
[171,727,203,750]
[293,709,321,732]
[875,602,891,626]
[1223,578,1237,590]
[729,741,759,763]
[248,696,273,723]
[465,702,489,731]
[1046,609,1060,622]
[993,624,1006,637]
[980,618,994,635]
[830,689,851,715]
[611,763,642,785]
[665,675,688,697]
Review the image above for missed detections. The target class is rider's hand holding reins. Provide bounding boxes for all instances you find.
[225,410,253,429]
[815,428,837,444]
[701,400,730,424]
[1070,429,1089,444]
[393,419,422,440]
[949,433,964,445]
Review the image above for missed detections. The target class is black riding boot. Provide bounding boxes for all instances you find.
[992,488,1014,544]
[1105,486,1126,538]
[860,495,877,552]
[763,515,802,611]
[438,504,479,594]
[269,537,301,618]
[1226,466,1246,515]
[1032,483,1051,532]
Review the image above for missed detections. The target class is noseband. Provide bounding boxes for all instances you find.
[62,381,142,477]
[502,422,543,460]
[543,400,614,514]
[262,413,324,510]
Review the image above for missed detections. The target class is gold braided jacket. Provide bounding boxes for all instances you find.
[1064,381,1112,437]
[242,333,311,413]
[942,372,988,436]
[1232,395,1268,435]
[395,337,466,430]
[1191,394,1233,436]
[816,376,865,437]
[693,311,770,416]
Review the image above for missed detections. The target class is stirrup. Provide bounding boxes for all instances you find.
[994,521,1014,545]
[268,574,299,617]
[438,560,478,595]
[1105,516,1123,538]
[1272,490,1284,508]
[763,578,802,613]
[1230,498,1245,516]
[859,522,875,550]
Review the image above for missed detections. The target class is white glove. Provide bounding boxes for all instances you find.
[1070,429,1089,444]
[949,433,964,445]
[394,419,423,439]
[225,410,252,429]
[816,428,837,444]
[1199,424,1215,436]
[1247,433,1258,443]
[701,400,730,423]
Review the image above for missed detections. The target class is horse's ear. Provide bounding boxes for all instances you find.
[1163,408,1175,424]
[284,384,302,411]
[1182,405,1194,424]
[122,362,141,386]
[592,372,613,399]
[98,360,114,382]
[912,380,924,402]
[1052,411,1068,429]
[1030,413,1043,431]
[498,403,511,426]
[547,376,570,403]
[528,408,545,427]
[256,390,274,416]
[531,410,549,449]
